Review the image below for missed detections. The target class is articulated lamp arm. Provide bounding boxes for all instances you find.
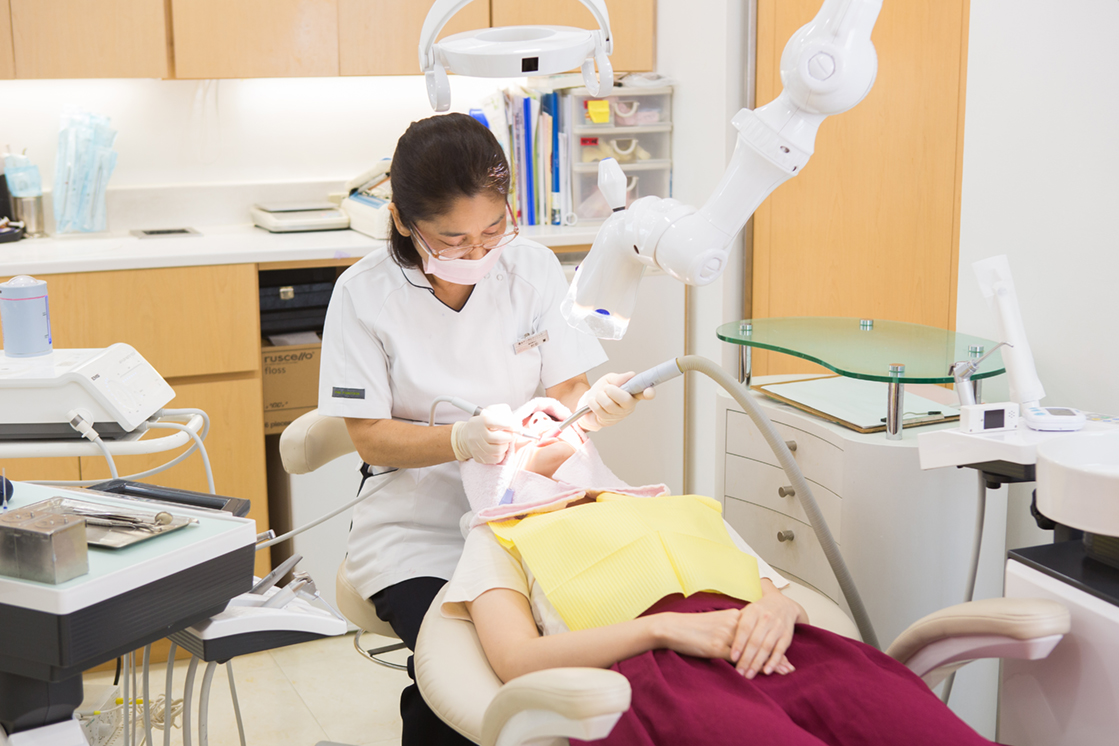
[562,0,883,340]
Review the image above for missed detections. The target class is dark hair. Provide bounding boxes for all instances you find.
[388,113,511,269]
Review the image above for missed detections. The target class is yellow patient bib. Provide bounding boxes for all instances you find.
[489,494,762,632]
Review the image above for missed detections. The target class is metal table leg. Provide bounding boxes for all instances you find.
[737,323,753,386]
[887,363,905,440]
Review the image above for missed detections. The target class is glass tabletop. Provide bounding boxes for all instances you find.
[716,317,1005,384]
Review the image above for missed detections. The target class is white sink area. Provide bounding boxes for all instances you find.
[1037,430,1119,535]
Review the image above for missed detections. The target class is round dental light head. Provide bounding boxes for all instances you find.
[420,0,614,111]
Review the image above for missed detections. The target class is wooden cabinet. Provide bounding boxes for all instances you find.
[751,0,970,376]
[171,0,339,79]
[339,0,491,76]
[40,265,261,379]
[492,0,656,73]
[0,0,14,79]
[9,0,170,79]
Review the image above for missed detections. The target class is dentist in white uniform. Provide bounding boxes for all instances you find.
[318,113,652,746]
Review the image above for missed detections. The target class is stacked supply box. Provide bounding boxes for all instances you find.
[563,85,673,224]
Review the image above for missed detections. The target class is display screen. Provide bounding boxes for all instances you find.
[1046,408,1077,417]
[984,409,1006,429]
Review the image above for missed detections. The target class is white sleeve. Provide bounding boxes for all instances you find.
[535,256,608,389]
[441,526,530,621]
[724,521,788,589]
[317,282,394,420]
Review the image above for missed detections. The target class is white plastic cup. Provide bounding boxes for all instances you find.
[0,275,53,357]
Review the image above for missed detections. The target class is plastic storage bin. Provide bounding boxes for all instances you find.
[562,85,673,225]
[569,162,672,222]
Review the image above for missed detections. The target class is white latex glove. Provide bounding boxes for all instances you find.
[451,404,516,464]
[577,371,655,431]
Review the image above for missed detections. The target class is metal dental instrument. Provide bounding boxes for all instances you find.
[554,358,685,435]
[428,396,542,440]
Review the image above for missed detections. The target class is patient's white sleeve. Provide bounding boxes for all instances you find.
[441,526,530,622]
[725,521,788,589]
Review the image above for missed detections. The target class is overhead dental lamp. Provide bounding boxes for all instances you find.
[563,0,883,339]
[419,0,614,111]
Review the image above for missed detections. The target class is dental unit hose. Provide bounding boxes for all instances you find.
[614,355,879,648]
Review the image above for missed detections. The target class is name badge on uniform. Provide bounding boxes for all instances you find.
[514,330,548,355]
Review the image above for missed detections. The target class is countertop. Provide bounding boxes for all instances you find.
[0,223,600,277]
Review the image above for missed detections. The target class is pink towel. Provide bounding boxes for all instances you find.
[460,398,668,528]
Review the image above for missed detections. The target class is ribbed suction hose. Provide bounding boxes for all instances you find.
[676,355,879,649]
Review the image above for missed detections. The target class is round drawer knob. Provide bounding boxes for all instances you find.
[778,486,795,498]
[777,530,795,543]
[785,440,798,452]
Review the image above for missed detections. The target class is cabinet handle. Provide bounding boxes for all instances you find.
[777,530,795,543]
[778,486,795,498]
[785,440,797,452]
[279,286,295,300]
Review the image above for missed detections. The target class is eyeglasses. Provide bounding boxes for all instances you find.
[411,203,519,261]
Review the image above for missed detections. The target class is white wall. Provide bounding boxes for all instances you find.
[0,76,520,188]
[959,0,1119,549]
[657,0,750,496]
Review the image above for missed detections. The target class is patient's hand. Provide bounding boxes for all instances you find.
[730,579,807,679]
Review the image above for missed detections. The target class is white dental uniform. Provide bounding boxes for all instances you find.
[318,237,607,599]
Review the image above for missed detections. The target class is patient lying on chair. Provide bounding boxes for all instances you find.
[443,400,994,746]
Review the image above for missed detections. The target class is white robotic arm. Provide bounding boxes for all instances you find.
[562,0,883,339]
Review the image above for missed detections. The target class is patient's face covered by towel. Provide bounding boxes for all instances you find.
[460,398,668,529]
[513,409,583,478]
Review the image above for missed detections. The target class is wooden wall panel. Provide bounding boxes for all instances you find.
[492,0,655,73]
[751,0,969,376]
[340,0,491,76]
[0,0,14,79]
[172,0,339,79]
[10,0,169,78]
[0,265,262,379]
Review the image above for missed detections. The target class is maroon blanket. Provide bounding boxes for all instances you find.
[573,592,994,746]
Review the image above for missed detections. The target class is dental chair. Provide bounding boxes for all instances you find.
[281,409,1071,746]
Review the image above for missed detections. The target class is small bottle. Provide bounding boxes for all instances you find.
[0,275,53,357]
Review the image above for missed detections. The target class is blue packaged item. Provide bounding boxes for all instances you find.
[53,112,118,233]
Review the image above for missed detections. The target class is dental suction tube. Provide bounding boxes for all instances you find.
[563,0,883,339]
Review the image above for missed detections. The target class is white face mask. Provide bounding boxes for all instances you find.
[421,244,507,285]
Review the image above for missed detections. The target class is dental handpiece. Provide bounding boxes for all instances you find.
[251,553,303,594]
[554,358,685,435]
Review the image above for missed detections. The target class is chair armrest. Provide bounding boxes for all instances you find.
[279,409,356,474]
[886,597,1070,687]
[481,668,631,746]
[415,587,505,742]
[780,581,862,641]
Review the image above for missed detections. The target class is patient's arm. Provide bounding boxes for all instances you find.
[467,579,798,683]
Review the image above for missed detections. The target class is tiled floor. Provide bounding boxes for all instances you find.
[83,634,409,746]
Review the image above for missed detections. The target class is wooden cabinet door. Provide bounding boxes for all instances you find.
[0,457,81,483]
[9,0,170,78]
[3,265,262,379]
[339,0,490,76]
[172,0,339,79]
[751,0,969,376]
[79,376,272,575]
[491,0,655,73]
[0,0,13,79]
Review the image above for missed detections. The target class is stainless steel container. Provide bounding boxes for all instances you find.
[11,196,47,238]
[0,503,88,584]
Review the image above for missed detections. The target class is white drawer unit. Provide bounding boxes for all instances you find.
[724,454,842,543]
[724,497,840,602]
[725,408,843,495]
[715,378,1009,737]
